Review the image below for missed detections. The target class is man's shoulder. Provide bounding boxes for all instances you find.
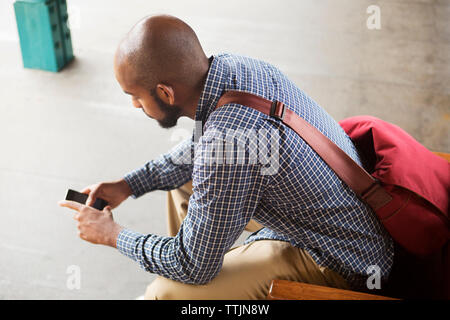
[204,102,272,135]
[214,52,277,70]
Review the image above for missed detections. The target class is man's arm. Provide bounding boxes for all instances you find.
[116,128,269,284]
[124,136,194,199]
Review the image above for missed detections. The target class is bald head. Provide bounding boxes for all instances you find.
[114,15,210,126]
[115,15,208,90]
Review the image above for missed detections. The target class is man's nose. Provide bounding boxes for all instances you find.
[132,99,142,109]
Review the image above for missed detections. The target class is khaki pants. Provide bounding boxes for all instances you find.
[144,181,349,300]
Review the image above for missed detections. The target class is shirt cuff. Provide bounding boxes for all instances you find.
[123,170,148,199]
[116,228,144,260]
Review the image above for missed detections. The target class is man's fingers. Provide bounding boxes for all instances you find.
[80,187,91,194]
[103,206,113,218]
[86,186,101,206]
[58,200,84,212]
[86,196,95,206]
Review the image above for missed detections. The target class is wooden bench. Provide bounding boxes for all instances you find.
[267,280,398,300]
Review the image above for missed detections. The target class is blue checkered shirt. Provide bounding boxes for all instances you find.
[117,53,394,290]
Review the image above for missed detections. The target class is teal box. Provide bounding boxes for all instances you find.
[14,0,74,72]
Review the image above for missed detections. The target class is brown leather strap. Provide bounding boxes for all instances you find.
[215,90,392,210]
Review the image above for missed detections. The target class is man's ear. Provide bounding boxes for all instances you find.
[155,84,175,105]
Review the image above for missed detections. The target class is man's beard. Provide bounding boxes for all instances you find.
[150,89,183,129]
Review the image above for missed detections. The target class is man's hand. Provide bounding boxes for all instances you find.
[58,200,124,247]
[81,178,133,209]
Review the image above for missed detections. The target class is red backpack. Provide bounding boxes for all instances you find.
[338,116,450,299]
[338,116,449,257]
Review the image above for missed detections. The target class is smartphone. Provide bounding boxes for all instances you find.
[65,189,108,210]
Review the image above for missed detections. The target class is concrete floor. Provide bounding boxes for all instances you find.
[0,0,449,299]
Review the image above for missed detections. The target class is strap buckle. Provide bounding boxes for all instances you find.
[361,181,392,211]
[270,100,285,121]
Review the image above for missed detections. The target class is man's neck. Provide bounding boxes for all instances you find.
[183,56,212,120]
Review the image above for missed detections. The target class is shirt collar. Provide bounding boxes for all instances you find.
[194,55,229,124]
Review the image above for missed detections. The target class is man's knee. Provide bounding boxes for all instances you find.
[145,277,175,300]
[144,276,201,300]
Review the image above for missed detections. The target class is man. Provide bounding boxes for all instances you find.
[58,14,393,299]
